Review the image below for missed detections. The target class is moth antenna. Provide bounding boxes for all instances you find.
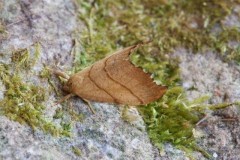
[54,93,75,106]
[136,40,152,46]
[141,39,152,45]
[49,69,70,80]
[130,40,152,53]
[82,98,96,114]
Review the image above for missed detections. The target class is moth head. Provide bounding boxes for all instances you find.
[63,77,75,93]
[63,75,84,93]
[63,80,72,93]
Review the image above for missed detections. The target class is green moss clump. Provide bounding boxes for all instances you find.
[11,48,31,68]
[0,21,8,38]
[40,66,60,96]
[72,146,82,156]
[130,50,180,86]
[73,0,240,157]
[0,45,70,136]
[0,23,5,33]
[138,87,210,157]
[0,24,4,34]
[53,107,84,130]
[76,0,240,69]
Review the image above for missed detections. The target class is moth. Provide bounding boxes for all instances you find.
[56,42,167,112]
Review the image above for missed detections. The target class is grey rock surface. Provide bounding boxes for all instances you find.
[175,50,240,159]
[0,0,156,160]
[0,0,240,160]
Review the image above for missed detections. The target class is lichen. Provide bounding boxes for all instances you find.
[72,0,240,158]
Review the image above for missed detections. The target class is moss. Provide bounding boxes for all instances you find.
[0,21,8,39]
[0,22,6,33]
[40,66,60,96]
[137,87,212,158]
[68,108,84,122]
[72,146,82,156]
[73,0,240,158]
[53,107,84,122]
[0,45,70,136]
[53,108,64,119]
[121,106,139,124]
[31,43,41,66]
[11,48,31,69]
[11,43,41,69]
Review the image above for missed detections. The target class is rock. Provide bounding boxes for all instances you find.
[175,50,240,159]
[0,0,156,159]
[1,0,240,159]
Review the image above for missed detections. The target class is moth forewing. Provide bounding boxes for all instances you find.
[63,43,167,105]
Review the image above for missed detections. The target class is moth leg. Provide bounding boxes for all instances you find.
[82,98,96,114]
[55,93,74,105]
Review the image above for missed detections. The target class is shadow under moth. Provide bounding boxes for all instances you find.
[56,42,167,112]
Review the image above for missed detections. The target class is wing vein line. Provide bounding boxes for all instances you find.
[88,65,118,103]
[104,54,144,104]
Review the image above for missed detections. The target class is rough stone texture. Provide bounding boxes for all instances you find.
[178,50,240,103]
[175,50,240,159]
[0,103,155,160]
[1,0,240,160]
[158,6,240,158]
[0,0,155,160]
[0,0,75,67]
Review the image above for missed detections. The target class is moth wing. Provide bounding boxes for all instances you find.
[71,44,167,105]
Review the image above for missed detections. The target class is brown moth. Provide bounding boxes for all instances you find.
[62,43,167,105]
